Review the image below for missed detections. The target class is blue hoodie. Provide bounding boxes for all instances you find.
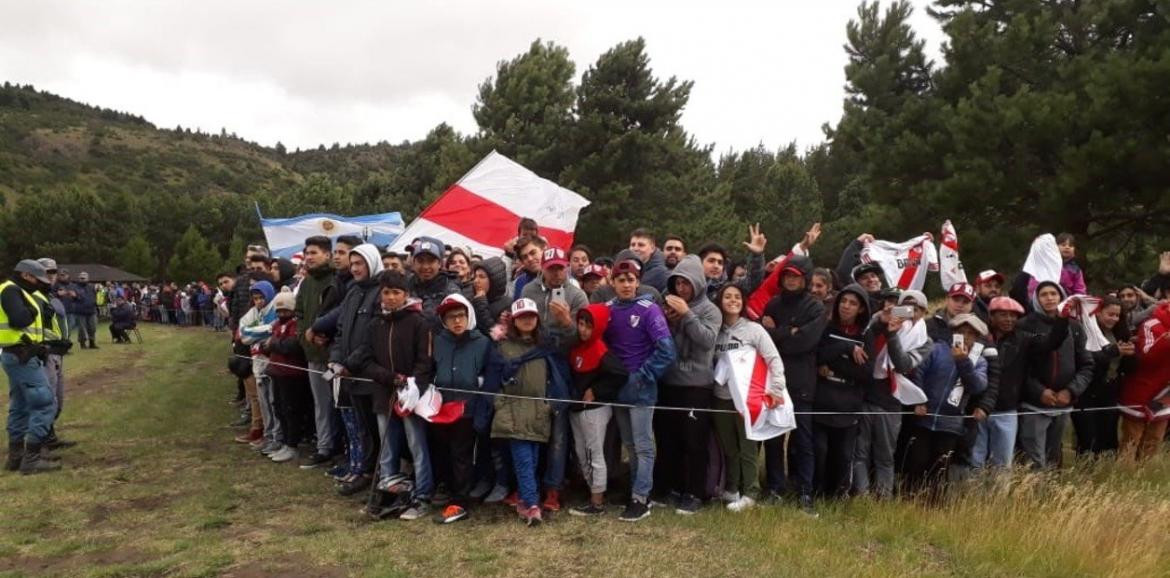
[240,281,278,344]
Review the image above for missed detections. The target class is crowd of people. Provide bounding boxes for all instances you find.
[4,220,1169,529]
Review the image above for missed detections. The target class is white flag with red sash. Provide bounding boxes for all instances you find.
[714,345,796,441]
[388,151,590,257]
[861,233,940,291]
[939,220,968,291]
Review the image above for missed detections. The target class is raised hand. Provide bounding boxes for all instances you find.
[744,223,768,255]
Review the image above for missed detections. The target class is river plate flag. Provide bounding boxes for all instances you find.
[258,209,405,259]
[389,151,591,257]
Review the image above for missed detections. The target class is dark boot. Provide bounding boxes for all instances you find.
[20,441,62,475]
[44,435,77,450]
[89,340,100,350]
[5,438,23,472]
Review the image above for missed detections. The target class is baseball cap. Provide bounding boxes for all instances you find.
[36,258,58,273]
[947,282,976,302]
[542,247,568,270]
[410,237,445,261]
[612,259,642,279]
[988,296,1026,315]
[949,313,988,336]
[781,264,805,277]
[511,297,539,318]
[436,295,468,318]
[898,290,928,309]
[581,264,608,280]
[976,270,1004,285]
[14,259,50,284]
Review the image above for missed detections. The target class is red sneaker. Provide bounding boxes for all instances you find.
[542,489,561,512]
[234,429,261,444]
[502,491,520,507]
[522,505,542,527]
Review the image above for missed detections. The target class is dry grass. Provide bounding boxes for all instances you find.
[1,324,1168,577]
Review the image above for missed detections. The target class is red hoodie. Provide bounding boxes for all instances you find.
[571,304,611,373]
[1120,303,1170,420]
[266,315,307,378]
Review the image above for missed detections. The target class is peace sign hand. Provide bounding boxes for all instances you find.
[744,223,767,255]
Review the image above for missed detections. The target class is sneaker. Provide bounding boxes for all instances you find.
[501,491,520,507]
[469,478,493,500]
[259,441,281,454]
[399,501,430,521]
[763,490,786,504]
[234,429,261,444]
[269,446,297,463]
[650,490,681,509]
[483,484,509,504]
[798,494,818,518]
[230,415,250,428]
[300,453,332,470]
[542,489,561,512]
[326,464,349,479]
[337,474,371,497]
[568,502,607,517]
[720,491,741,504]
[674,494,701,515]
[728,495,756,513]
[619,499,650,522]
[249,438,266,450]
[435,504,469,524]
[521,505,542,527]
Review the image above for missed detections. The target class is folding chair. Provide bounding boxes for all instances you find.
[132,327,144,344]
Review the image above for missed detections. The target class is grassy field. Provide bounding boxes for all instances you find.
[2,324,1170,577]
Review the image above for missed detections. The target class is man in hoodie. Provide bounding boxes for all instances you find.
[759,254,827,515]
[653,254,721,514]
[1017,280,1093,469]
[239,281,279,450]
[294,235,340,469]
[327,243,385,495]
[405,237,461,326]
[521,246,587,511]
[603,259,677,522]
[629,228,669,293]
[470,257,511,334]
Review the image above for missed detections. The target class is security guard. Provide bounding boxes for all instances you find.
[2,260,62,474]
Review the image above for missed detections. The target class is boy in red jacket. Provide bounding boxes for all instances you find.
[262,291,312,464]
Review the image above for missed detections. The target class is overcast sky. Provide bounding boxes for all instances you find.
[0,0,943,154]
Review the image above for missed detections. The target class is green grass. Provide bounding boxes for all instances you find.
[2,324,1170,577]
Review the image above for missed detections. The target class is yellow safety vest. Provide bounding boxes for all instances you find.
[0,280,45,347]
[34,291,63,341]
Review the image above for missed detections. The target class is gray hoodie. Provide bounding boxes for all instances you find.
[662,254,721,388]
[714,317,786,400]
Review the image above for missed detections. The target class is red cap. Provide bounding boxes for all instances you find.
[542,247,568,269]
[988,296,1025,315]
[436,295,468,318]
[582,264,608,279]
[948,282,976,302]
[781,265,805,277]
[976,270,1004,285]
[612,259,642,279]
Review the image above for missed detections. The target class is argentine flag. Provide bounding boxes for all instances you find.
[258,208,405,259]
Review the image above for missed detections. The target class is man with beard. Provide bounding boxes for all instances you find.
[663,236,686,271]
[973,270,1004,321]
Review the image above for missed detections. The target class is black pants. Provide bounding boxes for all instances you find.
[272,374,314,447]
[764,401,815,496]
[902,426,959,499]
[652,385,712,499]
[813,422,858,498]
[1071,407,1119,455]
[431,418,477,507]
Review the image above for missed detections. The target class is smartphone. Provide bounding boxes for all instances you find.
[892,305,914,319]
[551,287,566,304]
[952,333,965,349]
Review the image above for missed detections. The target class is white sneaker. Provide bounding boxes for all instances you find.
[728,495,755,512]
[720,491,740,504]
[269,446,297,463]
[259,441,281,454]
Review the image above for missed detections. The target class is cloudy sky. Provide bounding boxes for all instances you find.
[0,0,943,154]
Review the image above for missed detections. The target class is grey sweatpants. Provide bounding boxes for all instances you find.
[45,353,65,418]
[852,402,901,498]
[1018,411,1068,470]
[570,406,612,494]
[307,362,336,455]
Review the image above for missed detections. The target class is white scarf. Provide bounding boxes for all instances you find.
[873,318,929,405]
[1023,234,1062,284]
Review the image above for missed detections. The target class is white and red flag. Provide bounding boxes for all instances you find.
[389,151,590,257]
[939,220,968,292]
[714,345,796,441]
[861,233,939,291]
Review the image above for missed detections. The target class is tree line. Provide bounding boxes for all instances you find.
[0,0,1166,289]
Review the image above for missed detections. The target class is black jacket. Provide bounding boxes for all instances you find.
[471,257,511,334]
[761,255,827,404]
[408,272,461,327]
[1018,314,1094,407]
[328,275,381,382]
[358,300,434,414]
[972,320,1066,413]
[571,352,628,411]
[813,285,873,427]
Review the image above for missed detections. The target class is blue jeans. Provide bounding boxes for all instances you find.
[616,406,656,502]
[542,410,569,491]
[4,352,58,443]
[378,413,433,500]
[510,440,542,508]
[971,412,1019,469]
